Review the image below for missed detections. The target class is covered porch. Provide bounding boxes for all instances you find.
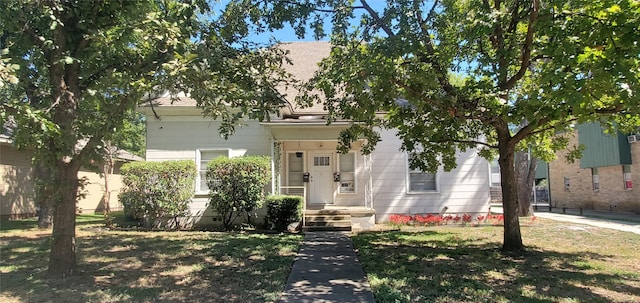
[262,120,376,230]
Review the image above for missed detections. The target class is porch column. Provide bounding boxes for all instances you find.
[270,140,282,195]
[364,154,373,209]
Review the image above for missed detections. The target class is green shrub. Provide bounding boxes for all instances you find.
[266,195,303,231]
[207,156,271,230]
[119,160,196,229]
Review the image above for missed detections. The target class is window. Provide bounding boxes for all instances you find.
[407,154,437,193]
[338,153,356,193]
[313,156,330,166]
[564,177,570,191]
[490,160,501,186]
[623,165,632,190]
[287,152,304,195]
[196,149,229,193]
[591,168,600,191]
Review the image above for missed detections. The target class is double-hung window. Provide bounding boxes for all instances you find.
[623,165,632,190]
[407,154,437,193]
[196,149,229,193]
[338,152,356,193]
[286,152,305,195]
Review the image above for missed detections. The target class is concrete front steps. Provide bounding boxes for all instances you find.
[303,207,376,232]
[303,209,352,232]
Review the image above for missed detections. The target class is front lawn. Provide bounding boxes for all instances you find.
[0,215,302,303]
[353,219,640,303]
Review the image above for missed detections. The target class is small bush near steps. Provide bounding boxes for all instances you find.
[266,195,303,231]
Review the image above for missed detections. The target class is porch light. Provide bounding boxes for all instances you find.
[296,141,303,157]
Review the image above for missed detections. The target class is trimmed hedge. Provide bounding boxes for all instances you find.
[266,195,303,231]
[119,160,196,229]
[206,156,271,230]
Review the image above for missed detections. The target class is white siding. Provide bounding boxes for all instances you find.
[142,114,492,227]
[146,116,271,162]
[145,115,272,227]
[372,128,491,222]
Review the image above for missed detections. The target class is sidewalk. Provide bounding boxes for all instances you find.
[279,232,376,303]
[492,204,640,235]
[533,209,640,235]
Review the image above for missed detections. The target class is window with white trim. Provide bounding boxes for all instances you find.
[286,152,305,195]
[196,149,229,193]
[591,168,600,191]
[338,152,356,193]
[407,154,437,193]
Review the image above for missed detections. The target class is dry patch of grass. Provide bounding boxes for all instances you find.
[353,218,640,303]
[0,216,302,303]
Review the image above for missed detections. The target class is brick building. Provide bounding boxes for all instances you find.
[548,123,639,213]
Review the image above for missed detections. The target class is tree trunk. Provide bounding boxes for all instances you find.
[34,163,53,229]
[102,146,115,228]
[515,150,537,217]
[497,130,524,251]
[47,162,80,278]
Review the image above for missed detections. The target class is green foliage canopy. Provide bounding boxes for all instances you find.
[231,0,640,250]
[0,0,291,277]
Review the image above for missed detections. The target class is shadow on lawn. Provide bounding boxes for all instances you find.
[0,231,301,303]
[353,231,640,303]
[0,214,107,232]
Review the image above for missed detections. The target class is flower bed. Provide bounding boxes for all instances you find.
[388,213,509,226]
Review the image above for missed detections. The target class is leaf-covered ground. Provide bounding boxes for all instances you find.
[353,219,640,303]
[0,216,302,303]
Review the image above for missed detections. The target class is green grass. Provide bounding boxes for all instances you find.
[0,215,303,303]
[353,220,640,303]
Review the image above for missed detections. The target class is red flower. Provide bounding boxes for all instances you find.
[389,214,412,225]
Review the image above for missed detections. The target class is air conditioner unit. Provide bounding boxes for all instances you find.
[629,135,639,143]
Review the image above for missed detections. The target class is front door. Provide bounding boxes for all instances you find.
[308,152,334,204]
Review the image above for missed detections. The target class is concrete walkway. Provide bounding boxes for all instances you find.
[278,210,639,302]
[492,204,640,234]
[279,232,376,303]
[533,209,640,235]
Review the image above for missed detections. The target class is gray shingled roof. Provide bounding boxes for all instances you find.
[142,42,333,115]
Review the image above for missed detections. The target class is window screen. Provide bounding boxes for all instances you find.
[408,154,436,192]
[339,153,355,193]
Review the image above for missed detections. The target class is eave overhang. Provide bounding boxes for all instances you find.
[261,120,354,141]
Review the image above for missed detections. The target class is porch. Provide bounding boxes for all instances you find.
[263,120,377,230]
[277,184,376,231]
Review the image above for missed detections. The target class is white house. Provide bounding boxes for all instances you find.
[138,42,491,230]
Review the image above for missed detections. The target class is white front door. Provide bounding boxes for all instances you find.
[308,152,334,204]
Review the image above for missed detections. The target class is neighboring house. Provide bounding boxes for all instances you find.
[138,41,492,229]
[0,133,141,220]
[548,123,639,213]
